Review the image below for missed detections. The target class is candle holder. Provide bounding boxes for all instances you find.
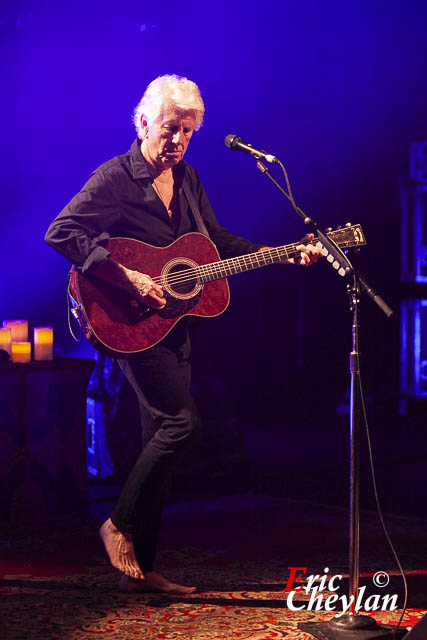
[3,320,29,342]
[0,327,12,354]
[11,341,31,363]
[34,327,54,361]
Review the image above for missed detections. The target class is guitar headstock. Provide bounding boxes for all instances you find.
[314,223,366,277]
[325,223,366,250]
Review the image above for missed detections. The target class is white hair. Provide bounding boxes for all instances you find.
[133,74,205,138]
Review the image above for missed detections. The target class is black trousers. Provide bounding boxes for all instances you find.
[111,324,201,572]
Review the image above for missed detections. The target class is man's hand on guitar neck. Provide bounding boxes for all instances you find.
[91,259,167,310]
[259,233,322,266]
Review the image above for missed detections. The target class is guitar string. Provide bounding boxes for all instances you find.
[149,247,295,288]
[147,231,358,289]
[149,241,351,288]
[148,241,307,287]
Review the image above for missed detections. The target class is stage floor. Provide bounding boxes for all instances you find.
[1,492,426,639]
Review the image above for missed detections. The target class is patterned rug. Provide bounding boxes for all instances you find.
[1,494,426,639]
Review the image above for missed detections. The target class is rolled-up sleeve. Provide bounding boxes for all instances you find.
[45,169,120,272]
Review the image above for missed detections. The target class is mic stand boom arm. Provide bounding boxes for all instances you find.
[256,159,394,315]
[256,161,353,276]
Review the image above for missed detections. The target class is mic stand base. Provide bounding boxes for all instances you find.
[298,614,408,639]
[298,277,405,640]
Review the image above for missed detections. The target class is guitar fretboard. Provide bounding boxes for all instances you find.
[156,224,364,290]
[197,243,302,283]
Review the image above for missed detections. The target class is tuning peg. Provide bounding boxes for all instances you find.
[345,222,352,227]
[336,225,342,230]
[326,227,332,233]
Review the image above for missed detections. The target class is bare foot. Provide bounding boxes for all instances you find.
[119,571,197,595]
[99,518,144,580]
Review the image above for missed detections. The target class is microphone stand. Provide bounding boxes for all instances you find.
[256,161,405,639]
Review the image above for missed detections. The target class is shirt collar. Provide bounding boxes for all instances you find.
[130,137,187,185]
[130,138,151,180]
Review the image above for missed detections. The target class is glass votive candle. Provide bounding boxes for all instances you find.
[0,327,12,354]
[3,320,28,342]
[11,341,31,363]
[34,327,54,361]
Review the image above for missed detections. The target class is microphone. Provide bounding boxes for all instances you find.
[224,134,278,164]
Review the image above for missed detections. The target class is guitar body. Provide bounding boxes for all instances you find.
[69,223,365,356]
[71,233,230,356]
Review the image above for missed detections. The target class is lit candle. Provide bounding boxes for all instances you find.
[0,327,11,354]
[3,320,29,342]
[11,341,31,363]
[34,327,54,361]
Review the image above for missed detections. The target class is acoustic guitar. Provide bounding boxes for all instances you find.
[69,225,366,356]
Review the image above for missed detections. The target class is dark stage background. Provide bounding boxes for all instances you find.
[1,1,426,511]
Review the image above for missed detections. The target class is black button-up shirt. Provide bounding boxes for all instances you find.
[45,138,262,272]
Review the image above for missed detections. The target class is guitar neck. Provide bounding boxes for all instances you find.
[198,241,311,283]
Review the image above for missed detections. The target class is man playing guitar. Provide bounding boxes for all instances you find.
[45,74,321,594]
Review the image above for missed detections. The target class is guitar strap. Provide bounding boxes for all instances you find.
[182,174,210,238]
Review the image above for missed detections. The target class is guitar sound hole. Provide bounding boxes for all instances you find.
[167,263,198,297]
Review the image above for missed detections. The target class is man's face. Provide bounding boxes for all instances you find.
[143,110,195,169]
